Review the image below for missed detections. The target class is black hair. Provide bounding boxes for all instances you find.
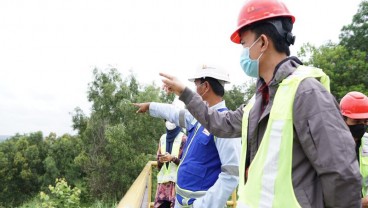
[239,17,294,56]
[198,77,225,97]
[343,116,348,121]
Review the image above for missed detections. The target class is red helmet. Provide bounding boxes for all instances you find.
[230,0,295,44]
[340,91,368,119]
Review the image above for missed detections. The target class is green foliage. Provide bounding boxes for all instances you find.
[18,197,41,208]
[71,107,88,135]
[42,133,84,189]
[159,91,176,103]
[87,68,143,124]
[19,197,117,208]
[298,0,368,100]
[339,0,368,52]
[0,132,45,207]
[0,132,84,207]
[72,68,162,201]
[299,43,368,99]
[1,67,248,207]
[224,81,256,110]
[40,178,81,208]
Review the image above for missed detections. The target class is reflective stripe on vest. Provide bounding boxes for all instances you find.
[238,65,330,208]
[360,133,368,196]
[157,132,184,183]
[176,186,206,199]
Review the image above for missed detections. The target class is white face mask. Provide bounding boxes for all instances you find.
[165,121,177,130]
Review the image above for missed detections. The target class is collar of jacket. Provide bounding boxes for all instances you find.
[256,56,303,89]
[254,56,303,122]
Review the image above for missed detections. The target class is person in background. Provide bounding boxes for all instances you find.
[154,118,187,208]
[158,0,362,207]
[340,91,368,208]
[135,65,241,208]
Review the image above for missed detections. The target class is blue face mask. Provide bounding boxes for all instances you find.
[240,37,263,78]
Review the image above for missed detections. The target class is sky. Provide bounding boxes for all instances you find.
[0,0,363,136]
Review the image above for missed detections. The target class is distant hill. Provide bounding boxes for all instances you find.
[0,135,11,142]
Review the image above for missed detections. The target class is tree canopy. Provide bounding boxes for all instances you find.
[339,0,368,53]
[299,0,368,100]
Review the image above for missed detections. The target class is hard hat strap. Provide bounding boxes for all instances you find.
[265,19,295,45]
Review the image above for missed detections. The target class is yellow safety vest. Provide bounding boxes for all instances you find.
[360,133,368,196]
[157,132,184,183]
[238,66,330,207]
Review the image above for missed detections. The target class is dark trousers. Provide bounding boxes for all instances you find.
[159,200,171,208]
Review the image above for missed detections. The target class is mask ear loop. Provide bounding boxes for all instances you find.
[250,36,264,61]
[248,36,264,61]
[249,36,262,49]
[199,82,209,98]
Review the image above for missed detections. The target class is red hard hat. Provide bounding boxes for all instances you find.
[340,91,368,119]
[230,0,295,44]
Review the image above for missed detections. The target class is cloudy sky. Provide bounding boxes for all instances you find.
[0,0,362,136]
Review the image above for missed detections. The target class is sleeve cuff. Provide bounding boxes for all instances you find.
[179,87,195,105]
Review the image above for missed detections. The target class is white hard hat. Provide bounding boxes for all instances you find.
[188,64,231,86]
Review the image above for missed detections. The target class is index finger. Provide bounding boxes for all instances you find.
[159,72,173,80]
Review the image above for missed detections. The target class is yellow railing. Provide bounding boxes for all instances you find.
[118,161,237,208]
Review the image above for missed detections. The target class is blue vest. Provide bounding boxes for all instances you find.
[176,108,227,205]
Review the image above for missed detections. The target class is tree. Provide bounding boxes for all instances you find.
[223,81,256,110]
[0,132,84,207]
[73,68,166,201]
[40,178,81,208]
[71,107,88,135]
[339,0,368,53]
[299,42,368,100]
[42,134,84,190]
[298,1,368,100]
[0,133,46,207]
[87,68,125,124]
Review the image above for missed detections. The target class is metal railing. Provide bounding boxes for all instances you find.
[118,161,237,208]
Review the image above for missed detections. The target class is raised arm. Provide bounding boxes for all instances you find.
[180,87,243,138]
[159,72,244,138]
[134,102,193,130]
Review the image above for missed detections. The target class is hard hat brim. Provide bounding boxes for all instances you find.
[230,15,295,44]
[342,112,368,120]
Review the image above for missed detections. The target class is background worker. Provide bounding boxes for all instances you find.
[154,119,187,208]
[134,65,240,208]
[158,0,362,207]
[340,91,368,208]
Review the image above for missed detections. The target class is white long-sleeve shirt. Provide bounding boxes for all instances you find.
[150,101,241,208]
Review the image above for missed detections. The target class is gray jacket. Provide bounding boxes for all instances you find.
[179,57,362,208]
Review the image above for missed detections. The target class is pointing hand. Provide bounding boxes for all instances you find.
[160,72,186,96]
[132,102,150,113]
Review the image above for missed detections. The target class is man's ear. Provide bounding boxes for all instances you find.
[203,81,209,89]
[260,34,269,52]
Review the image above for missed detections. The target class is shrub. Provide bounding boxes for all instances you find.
[40,178,81,208]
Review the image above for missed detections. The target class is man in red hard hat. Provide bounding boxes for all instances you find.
[340,91,368,207]
[159,0,362,207]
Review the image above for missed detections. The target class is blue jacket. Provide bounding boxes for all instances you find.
[150,100,240,208]
[177,108,226,191]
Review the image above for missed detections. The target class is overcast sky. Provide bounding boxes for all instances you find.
[0,0,362,136]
